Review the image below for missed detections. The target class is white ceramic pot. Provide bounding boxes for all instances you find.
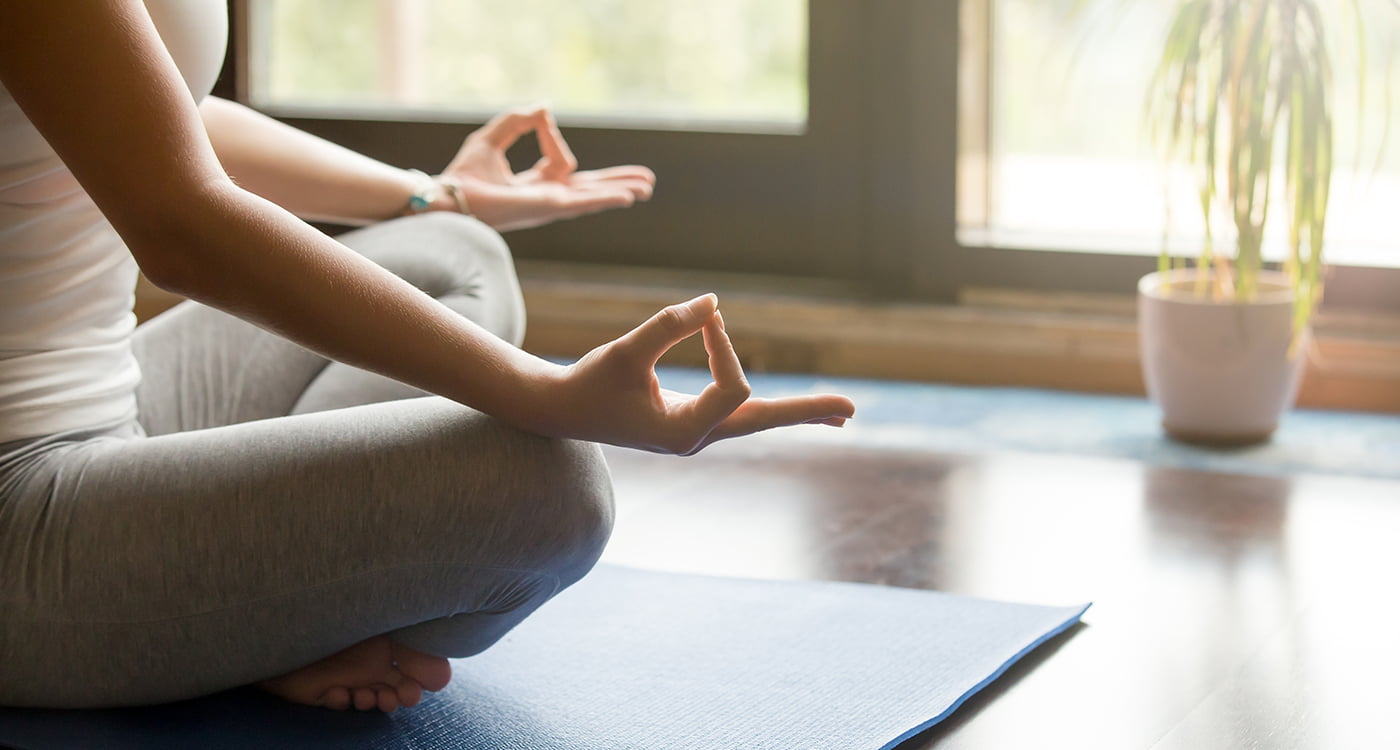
[1137,269,1308,445]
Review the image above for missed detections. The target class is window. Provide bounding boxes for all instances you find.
[232,1,1397,311]
[236,0,893,287]
[248,0,807,131]
[961,0,1400,270]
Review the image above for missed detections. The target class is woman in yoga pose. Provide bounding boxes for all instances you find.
[0,1,853,712]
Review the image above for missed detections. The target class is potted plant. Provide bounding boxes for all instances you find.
[1137,0,1367,445]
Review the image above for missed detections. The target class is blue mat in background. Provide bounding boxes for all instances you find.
[651,367,1400,480]
[0,565,1088,750]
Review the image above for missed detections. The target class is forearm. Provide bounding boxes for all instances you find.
[199,96,444,225]
[1,3,537,425]
[151,179,560,429]
[0,2,859,457]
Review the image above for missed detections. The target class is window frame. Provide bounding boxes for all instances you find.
[950,0,1400,312]
[227,0,1399,313]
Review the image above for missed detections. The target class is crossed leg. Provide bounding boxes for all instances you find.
[0,215,611,711]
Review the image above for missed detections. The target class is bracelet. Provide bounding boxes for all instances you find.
[404,169,439,214]
[403,169,472,217]
[436,175,472,216]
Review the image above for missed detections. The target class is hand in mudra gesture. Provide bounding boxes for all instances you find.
[549,294,855,455]
[443,109,853,450]
[443,106,656,232]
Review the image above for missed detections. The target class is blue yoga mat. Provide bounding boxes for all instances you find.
[0,565,1088,750]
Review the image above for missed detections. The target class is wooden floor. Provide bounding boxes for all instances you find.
[596,431,1400,749]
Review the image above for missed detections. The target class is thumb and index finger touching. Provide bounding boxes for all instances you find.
[472,109,854,448]
[616,295,855,449]
[617,293,720,369]
[476,105,577,180]
[616,294,747,435]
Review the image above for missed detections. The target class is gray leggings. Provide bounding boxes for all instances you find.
[0,213,614,709]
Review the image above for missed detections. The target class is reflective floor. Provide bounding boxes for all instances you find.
[599,432,1400,749]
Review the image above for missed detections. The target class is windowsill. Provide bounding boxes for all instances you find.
[517,260,1400,414]
[253,103,809,137]
[134,261,1400,414]
[959,226,1400,272]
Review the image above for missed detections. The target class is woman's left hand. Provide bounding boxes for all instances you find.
[441,106,656,231]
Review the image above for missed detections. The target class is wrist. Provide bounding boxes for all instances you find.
[434,175,471,216]
[401,170,472,217]
[497,353,571,437]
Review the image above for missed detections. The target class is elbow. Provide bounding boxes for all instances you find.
[126,225,205,298]
[118,178,239,298]
[133,251,194,297]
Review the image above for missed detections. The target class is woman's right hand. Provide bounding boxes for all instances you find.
[441,106,656,232]
[533,294,855,455]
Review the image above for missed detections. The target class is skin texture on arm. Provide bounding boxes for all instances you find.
[198,96,425,225]
[0,0,854,454]
[200,97,660,230]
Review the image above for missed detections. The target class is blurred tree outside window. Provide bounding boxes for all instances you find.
[248,0,807,130]
[246,1,1398,280]
[962,0,1400,269]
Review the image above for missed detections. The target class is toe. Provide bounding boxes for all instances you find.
[319,686,352,710]
[377,687,399,713]
[395,678,425,708]
[353,687,377,711]
[390,641,453,692]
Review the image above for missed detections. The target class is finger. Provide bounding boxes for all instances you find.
[615,293,718,367]
[511,165,544,184]
[687,311,752,430]
[585,175,653,201]
[704,394,857,444]
[702,310,746,392]
[509,187,637,229]
[474,107,543,151]
[520,166,653,200]
[532,107,578,181]
[467,182,637,232]
[562,173,653,201]
[549,185,638,215]
[569,165,657,186]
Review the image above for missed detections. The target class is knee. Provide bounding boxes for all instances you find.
[433,417,615,583]
[402,212,526,346]
[407,212,514,278]
[532,438,615,586]
[415,210,504,246]
[392,408,614,585]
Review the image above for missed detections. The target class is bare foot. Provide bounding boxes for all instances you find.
[257,635,453,712]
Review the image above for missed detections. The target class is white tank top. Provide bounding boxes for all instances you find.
[0,0,227,442]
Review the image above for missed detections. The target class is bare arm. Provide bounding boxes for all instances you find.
[0,1,852,453]
[201,95,660,232]
[198,96,428,225]
[0,1,552,428]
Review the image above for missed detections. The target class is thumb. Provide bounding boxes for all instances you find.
[616,293,718,366]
